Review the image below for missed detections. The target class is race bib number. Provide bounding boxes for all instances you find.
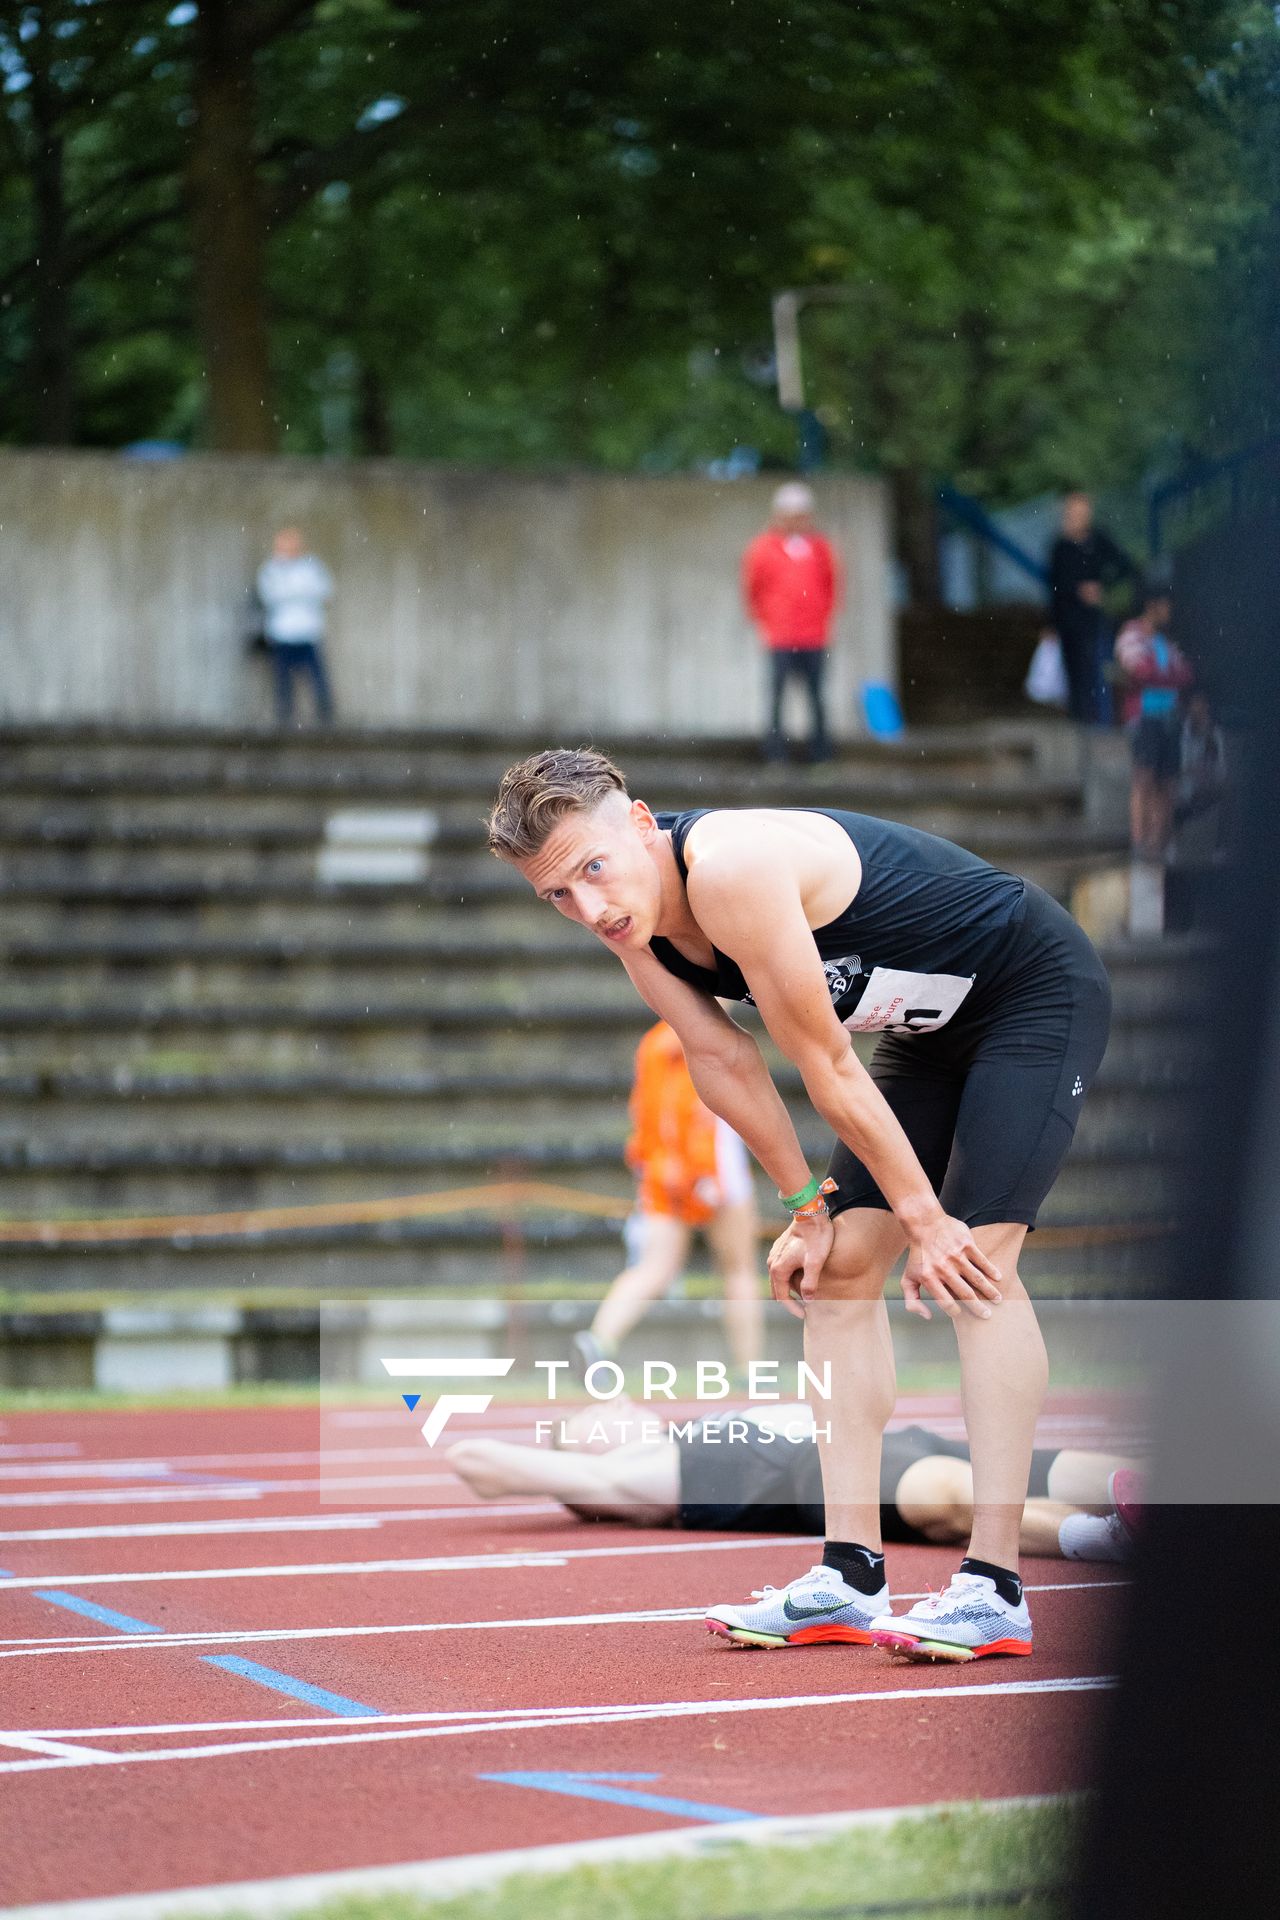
[841,966,975,1035]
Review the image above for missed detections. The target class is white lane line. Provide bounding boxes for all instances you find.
[0,1731,111,1761]
[0,1534,814,1592]
[0,1463,173,1483]
[0,1521,1129,1594]
[0,1447,455,1481]
[0,1582,1129,1660]
[0,1550,572,1590]
[3,1696,701,1738]
[0,1443,82,1460]
[0,1412,1138,1480]
[0,1503,561,1544]
[0,1606,708,1655]
[0,1473,458,1509]
[6,1674,1108,1741]
[0,1432,954,1479]
[0,1674,1116,1776]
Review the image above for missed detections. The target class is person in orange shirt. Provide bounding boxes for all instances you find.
[573,1021,764,1377]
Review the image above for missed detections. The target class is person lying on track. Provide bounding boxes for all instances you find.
[488,748,1112,1663]
[448,1405,1140,1655]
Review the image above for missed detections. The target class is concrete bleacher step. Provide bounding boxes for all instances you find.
[0,931,1211,1017]
[0,1108,1189,1213]
[0,719,1060,785]
[0,945,1209,1019]
[0,1005,1208,1087]
[0,773,1085,838]
[0,958,636,1013]
[0,1213,1176,1301]
[0,1144,1189,1221]
[1,929,600,974]
[0,1062,1194,1149]
[1,899,556,943]
[0,830,1125,901]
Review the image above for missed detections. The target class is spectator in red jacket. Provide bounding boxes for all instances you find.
[742,482,841,763]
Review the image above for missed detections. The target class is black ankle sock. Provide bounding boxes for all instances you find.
[960,1555,1023,1608]
[821,1540,886,1595]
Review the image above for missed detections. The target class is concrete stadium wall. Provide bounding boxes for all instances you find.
[0,451,892,736]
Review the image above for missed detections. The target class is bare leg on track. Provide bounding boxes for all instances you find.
[448,1435,678,1525]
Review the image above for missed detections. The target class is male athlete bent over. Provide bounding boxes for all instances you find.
[488,750,1110,1662]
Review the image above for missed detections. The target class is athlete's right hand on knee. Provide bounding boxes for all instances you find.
[767,1213,834,1318]
[902,1216,1002,1321]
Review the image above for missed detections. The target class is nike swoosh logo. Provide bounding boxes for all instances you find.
[782,1597,856,1622]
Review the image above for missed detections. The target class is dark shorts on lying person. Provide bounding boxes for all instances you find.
[675,1416,1058,1538]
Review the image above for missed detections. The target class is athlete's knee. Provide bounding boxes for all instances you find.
[808,1209,904,1301]
[812,1249,889,1302]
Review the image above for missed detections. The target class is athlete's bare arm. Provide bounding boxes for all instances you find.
[681,814,1002,1322]
[619,945,812,1205]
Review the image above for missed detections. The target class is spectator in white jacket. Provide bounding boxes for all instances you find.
[256,528,335,725]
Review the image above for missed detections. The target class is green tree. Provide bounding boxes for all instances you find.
[0,1,184,441]
[0,0,1267,502]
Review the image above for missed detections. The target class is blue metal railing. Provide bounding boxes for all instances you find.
[936,484,1048,588]
[1148,435,1280,558]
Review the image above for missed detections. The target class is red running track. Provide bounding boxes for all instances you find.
[0,1402,1128,1910]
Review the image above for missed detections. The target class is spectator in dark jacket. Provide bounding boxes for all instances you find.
[1047,492,1136,725]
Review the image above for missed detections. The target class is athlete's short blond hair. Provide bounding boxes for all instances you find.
[487,747,629,860]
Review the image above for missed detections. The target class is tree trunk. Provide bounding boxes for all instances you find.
[345,183,393,457]
[187,0,275,452]
[26,27,74,442]
[890,466,944,608]
[357,362,393,458]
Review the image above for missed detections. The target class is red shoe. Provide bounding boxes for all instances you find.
[1109,1468,1145,1540]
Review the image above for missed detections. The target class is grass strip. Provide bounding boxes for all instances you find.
[187,1798,1081,1920]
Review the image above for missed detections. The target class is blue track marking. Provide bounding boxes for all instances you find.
[2,1566,380,1719]
[202,1655,380,1717]
[478,1770,761,1824]
[32,1590,164,1634]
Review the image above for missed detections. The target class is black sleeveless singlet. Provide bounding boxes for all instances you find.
[649,808,1027,1039]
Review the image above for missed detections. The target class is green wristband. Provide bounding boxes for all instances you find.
[780,1174,821,1211]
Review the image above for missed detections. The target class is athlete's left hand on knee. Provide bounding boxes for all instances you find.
[767,1213,834,1318]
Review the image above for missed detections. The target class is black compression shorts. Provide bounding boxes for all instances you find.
[824,884,1111,1229]
[675,1418,1058,1538]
